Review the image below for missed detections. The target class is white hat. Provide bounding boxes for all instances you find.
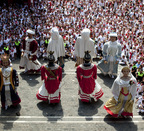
[81,28,90,33]
[27,29,35,35]
[109,32,117,37]
[51,27,58,32]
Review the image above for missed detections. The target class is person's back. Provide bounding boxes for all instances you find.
[74,28,94,66]
[47,28,65,61]
[36,51,62,104]
[76,51,103,102]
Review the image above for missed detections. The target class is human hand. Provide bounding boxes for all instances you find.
[130,99,134,103]
[135,100,138,104]
[29,56,33,60]
[115,101,121,106]
[140,105,143,109]
[115,61,119,64]
[104,60,108,64]
[75,63,79,67]
[21,52,24,57]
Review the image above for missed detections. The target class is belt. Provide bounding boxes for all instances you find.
[82,73,92,78]
[4,83,10,86]
[48,77,57,80]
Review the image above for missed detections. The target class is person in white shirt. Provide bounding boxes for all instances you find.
[135,93,144,113]
[119,54,128,65]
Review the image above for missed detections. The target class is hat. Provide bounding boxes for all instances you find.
[83,51,91,62]
[26,29,35,35]
[109,32,117,37]
[47,51,55,62]
[51,27,58,33]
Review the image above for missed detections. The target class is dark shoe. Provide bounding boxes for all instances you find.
[16,112,20,116]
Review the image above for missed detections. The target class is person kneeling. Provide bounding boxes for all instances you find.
[36,51,62,104]
[76,51,104,102]
[104,67,137,118]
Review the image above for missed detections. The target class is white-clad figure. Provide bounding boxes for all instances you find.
[119,54,128,65]
[74,28,95,66]
[47,27,65,69]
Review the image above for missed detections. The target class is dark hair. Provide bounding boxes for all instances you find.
[83,51,91,62]
[47,51,55,62]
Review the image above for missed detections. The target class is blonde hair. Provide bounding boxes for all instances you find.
[121,66,130,72]
[1,54,10,62]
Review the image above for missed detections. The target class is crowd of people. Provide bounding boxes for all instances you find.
[0,0,144,115]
